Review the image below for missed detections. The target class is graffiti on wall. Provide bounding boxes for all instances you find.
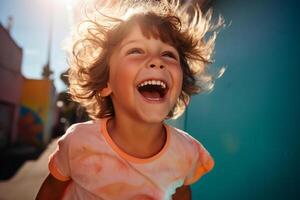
[17,79,53,147]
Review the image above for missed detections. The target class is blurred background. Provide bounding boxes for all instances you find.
[0,0,299,199]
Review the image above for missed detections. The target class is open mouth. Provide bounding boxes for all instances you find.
[137,79,168,101]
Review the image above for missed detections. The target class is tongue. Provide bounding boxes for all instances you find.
[140,91,161,99]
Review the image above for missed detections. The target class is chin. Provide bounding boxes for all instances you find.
[138,111,169,124]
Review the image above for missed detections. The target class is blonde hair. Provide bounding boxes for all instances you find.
[68,0,224,119]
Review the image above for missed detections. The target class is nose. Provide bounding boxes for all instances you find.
[149,64,164,69]
[148,56,165,69]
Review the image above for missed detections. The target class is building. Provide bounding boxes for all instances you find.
[0,22,58,149]
[0,23,23,149]
[18,78,57,147]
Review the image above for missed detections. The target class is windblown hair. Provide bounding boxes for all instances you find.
[68,0,224,119]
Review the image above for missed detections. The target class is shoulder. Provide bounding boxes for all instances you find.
[63,120,101,137]
[58,119,103,147]
[167,126,215,185]
[168,125,200,152]
[66,120,100,134]
[167,125,214,170]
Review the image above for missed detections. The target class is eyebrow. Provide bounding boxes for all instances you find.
[119,39,179,56]
[119,39,140,50]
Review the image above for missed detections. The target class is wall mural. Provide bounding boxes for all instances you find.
[17,79,53,147]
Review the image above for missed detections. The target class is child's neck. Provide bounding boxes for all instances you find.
[107,115,166,159]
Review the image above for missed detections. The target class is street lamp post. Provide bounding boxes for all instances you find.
[42,2,54,79]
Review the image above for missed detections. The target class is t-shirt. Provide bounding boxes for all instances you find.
[49,118,214,200]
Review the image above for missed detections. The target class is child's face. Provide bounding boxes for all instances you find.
[101,24,183,123]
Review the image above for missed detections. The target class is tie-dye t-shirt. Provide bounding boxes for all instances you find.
[48,118,214,200]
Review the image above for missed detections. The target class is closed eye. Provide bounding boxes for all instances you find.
[162,51,178,60]
[126,48,144,55]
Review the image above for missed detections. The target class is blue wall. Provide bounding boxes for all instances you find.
[187,0,300,199]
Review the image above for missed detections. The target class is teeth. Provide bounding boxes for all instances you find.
[138,80,166,89]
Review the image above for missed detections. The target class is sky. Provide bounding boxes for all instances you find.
[0,0,75,92]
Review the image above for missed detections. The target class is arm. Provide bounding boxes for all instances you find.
[172,185,192,200]
[36,173,70,200]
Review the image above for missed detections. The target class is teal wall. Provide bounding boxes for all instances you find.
[186,0,300,199]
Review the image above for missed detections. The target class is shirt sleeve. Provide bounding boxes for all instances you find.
[183,141,215,185]
[48,129,72,182]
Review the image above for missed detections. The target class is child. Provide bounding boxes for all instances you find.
[37,0,224,199]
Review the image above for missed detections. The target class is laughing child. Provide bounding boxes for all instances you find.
[37,0,224,199]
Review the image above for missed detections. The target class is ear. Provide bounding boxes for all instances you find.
[100,83,112,97]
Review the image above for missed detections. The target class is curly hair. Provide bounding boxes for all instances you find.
[68,0,224,119]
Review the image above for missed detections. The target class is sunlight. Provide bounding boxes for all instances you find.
[51,0,76,13]
[45,0,78,25]
[52,0,72,6]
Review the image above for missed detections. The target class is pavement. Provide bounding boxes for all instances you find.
[0,139,58,200]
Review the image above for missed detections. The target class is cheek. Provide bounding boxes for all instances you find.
[110,58,137,76]
[109,60,138,91]
[172,67,183,93]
